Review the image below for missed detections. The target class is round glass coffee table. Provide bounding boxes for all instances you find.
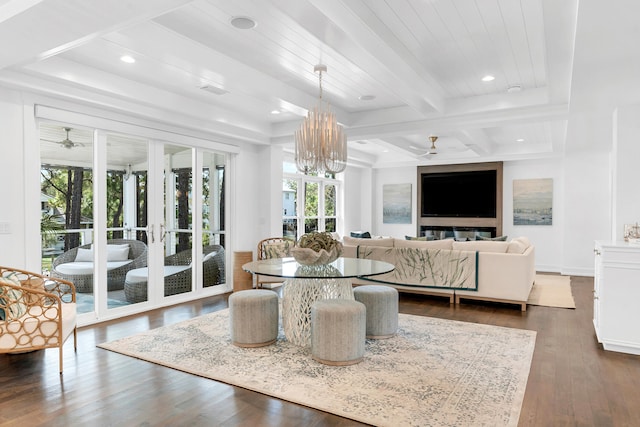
[242,257,395,346]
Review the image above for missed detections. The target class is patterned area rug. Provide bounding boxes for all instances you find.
[99,310,536,427]
[528,274,576,309]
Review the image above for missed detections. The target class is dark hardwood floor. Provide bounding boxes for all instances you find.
[1,276,639,427]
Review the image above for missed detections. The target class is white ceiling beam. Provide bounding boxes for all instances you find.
[0,0,193,69]
[346,104,568,141]
[274,0,444,115]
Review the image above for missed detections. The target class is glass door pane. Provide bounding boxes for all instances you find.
[163,144,193,298]
[304,181,319,233]
[325,183,337,232]
[202,151,226,289]
[40,123,95,314]
[283,178,298,239]
[105,133,149,308]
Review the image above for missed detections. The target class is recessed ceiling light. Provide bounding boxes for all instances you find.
[481,75,495,82]
[359,95,376,101]
[516,138,525,142]
[270,110,281,115]
[230,16,257,29]
[120,55,135,64]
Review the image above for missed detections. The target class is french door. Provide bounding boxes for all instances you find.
[39,120,228,324]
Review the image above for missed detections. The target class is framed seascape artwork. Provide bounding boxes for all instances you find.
[513,178,553,225]
[383,183,412,224]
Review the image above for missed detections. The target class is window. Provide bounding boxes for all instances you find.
[282,161,341,239]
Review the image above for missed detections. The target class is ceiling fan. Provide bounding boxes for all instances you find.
[413,136,439,158]
[42,127,85,149]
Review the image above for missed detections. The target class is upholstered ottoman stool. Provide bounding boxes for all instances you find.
[353,285,398,339]
[229,289,279,347]
[311,299,366,366]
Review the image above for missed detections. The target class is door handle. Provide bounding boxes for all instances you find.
[147,224,155,243]
[160,224,166,242]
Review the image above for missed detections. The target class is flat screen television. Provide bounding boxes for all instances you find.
[421,170,497,218]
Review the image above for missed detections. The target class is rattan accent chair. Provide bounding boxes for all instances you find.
[0,266,77,374]
[256,237,295,288]
[123,244,226,303]
[51,239,148,293]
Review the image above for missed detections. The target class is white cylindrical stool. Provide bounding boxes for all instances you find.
[311,299,366,366]
[229,289,278,347]
[353,285,398,339]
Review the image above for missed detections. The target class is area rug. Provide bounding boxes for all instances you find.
[99,309,536,427]
[528,274,576,309]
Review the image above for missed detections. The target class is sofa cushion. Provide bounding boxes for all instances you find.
[394,238,454,249]
[507,237,530,254]
[343,236,394,247]
[55,260,132,275]
[452,240,510,253]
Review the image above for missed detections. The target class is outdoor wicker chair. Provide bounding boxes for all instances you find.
[51,239,148,293]
[123,244,226,303]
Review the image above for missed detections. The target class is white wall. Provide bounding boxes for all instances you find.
[503,158,565,272]
[368,153,611,275]
[343,166,372,236]
[373,166,417,238]
[0,88,28,268]
[561,150,611,275]
[613,104,640,240]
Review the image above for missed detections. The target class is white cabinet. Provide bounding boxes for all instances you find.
[593,241,640,355]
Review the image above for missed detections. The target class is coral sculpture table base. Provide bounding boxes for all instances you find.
[282,277,354,347]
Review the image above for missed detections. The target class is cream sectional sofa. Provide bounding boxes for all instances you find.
[342,235,535,311]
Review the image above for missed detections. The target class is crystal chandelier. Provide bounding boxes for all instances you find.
[295,64,347,175]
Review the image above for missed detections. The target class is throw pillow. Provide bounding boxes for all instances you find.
[405,235,435,241]
[476,235,508,241]
[0,276,27,321]
[264,241,293,259]
[75,247,93,262]
[107,245,130,261]
[350,231,371,238]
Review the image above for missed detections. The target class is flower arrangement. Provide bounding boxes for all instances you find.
[290,231,343,266]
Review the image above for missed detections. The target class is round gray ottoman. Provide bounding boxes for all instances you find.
[229,289,279,347]
[353,285,398,339]
[311,299,366,366]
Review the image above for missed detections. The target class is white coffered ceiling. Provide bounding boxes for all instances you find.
[0,0,634,167]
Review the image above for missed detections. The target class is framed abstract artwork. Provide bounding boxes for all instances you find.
[513,178,553,225]
[383,183,412,224]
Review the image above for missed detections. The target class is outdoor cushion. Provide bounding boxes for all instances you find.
[125,265,191,284]
[54,260,132,275]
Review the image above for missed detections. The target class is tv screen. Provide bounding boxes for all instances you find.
[421,170,497,218]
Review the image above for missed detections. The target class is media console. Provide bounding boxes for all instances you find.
[417,162,503,237]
